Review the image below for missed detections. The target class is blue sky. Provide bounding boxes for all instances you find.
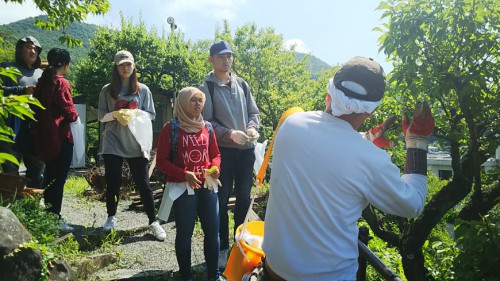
[0,0,392,72]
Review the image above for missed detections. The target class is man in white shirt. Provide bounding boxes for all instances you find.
[262,57,435,281]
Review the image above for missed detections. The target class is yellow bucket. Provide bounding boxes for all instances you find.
[223,221,265,281]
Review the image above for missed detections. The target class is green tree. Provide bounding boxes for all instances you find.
[453,207,500,280]
[361,0,500,280]
[0,33,15,62]
[73,15,168,108]
[2,0,110,46]
[73,15,209,108]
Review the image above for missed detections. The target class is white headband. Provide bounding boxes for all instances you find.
[327,78,381,116]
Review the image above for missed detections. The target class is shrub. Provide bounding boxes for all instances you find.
[453,208,500,280]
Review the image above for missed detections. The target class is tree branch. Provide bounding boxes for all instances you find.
[362,206,400,247]
[459,181,500,221]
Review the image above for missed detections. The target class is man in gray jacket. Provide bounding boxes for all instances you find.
[200,40,261,268]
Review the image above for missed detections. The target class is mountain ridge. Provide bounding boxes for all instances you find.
[0,15,97,62]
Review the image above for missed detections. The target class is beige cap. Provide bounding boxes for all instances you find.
[114,50,134,65]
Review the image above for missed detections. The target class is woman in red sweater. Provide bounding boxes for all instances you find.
[156,87,222,281]
[33,48,78,230]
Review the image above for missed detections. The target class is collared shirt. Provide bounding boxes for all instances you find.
[33,75,78,161]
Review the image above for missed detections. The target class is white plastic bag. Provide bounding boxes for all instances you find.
[70,117,85,167]
[157,182,188,222]
[127,110,153,159]
[253,140,268,175]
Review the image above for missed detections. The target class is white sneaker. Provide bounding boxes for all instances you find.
[218,249,229,269]
[103,216,116,231]
[149,221,166,241]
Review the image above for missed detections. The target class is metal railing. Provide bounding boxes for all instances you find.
[357,226,403,281]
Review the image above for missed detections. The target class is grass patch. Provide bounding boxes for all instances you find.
[8,196,60,244]
[5,191,127,280]
[7,196,81,280]
[64,175,90,197]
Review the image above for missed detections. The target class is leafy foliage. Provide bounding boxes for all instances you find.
[73,15,209,109]
[364,0,500,279]
[0,33,15,63]
[453,208,500,280]
[422,216,458,280]
[8,196,60,243]
[423,240,457,280]
[358,221,406,281]
[0,67,44,166]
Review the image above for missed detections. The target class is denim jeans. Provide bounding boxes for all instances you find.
[43,141,73,216]
[173,188,220,280]
[103,154,156,224]
[218,147,255,250]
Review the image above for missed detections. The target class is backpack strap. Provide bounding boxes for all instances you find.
[206,80,215,102]
[236,76,249,98]
[204,121,213,144]
[169,118,179,161]
[205,80,219,124]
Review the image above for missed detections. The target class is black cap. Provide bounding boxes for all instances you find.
[333,57,386,102]
[210,40,233,56]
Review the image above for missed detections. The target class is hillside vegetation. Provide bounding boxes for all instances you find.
[296,52,332,78]
[0,15,97,62]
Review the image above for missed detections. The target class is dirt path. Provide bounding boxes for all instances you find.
[60,192,208,280]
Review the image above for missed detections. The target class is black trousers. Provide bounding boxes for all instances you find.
[43,141,73,216]
[218,147,256,250]
[103,154,156,224]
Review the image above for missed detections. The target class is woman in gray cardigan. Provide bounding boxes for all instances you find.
[97,50,165,241]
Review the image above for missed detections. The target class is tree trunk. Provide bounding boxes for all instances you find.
[400,247,433,281]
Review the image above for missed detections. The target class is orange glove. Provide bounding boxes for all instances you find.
[402,101,435,151]
[368,115,397,148]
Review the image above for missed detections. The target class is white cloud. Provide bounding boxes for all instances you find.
[283,39,311,54]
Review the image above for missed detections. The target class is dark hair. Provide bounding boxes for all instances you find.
[108,64,139,99]
[48,48,71,67]
[39,48,71,85]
